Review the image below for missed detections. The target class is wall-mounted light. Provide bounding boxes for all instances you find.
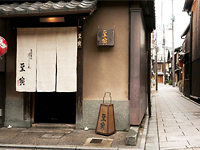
[40,17,65,23]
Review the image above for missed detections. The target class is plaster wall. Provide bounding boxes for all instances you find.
[79,2,130,130]
[83,2,129,101]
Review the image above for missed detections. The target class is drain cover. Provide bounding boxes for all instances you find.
[84,138,113,147]
[90,139,103,143]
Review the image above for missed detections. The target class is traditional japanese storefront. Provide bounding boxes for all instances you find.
[0,0,155,130]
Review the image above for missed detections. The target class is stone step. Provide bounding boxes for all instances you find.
[32,123,75,129]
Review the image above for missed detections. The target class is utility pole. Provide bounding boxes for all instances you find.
[155,31,158,90]
[172,0,175,87]
[163,25,166,85]
[161,0,166,84]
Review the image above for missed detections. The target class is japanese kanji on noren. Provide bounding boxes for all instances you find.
[16,27,77,92]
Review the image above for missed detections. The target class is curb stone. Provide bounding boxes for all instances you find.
[139,115,149,150]
[178,91,200,107]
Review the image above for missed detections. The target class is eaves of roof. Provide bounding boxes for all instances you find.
[183,0,193,12]
[174,46,182,52]
[181,23,190,38]
[140,0,156,32]
[0,0,97,18]
[0,0,156,32]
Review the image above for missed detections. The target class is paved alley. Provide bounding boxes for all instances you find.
[146,84,200,150]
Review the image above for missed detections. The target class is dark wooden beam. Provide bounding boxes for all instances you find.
[140,0,155,32]
[76,18,83,123]
[24,92,32,121]
[183,0,193,12]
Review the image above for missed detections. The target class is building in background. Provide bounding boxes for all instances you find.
[174,46,183,89]
[151,47,171,84]
[181,24,190,97]
[153,0,190,86]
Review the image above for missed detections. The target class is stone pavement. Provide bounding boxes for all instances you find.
[146,84,200,150]
[4,83,200,150]
[0,113,149,150]
[0,126,147,150]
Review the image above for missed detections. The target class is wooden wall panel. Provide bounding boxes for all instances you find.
[192,2,197,62]
[185,30,190,54]
[190,0,200,97]
[191,60,200,97]
[197,0,200,60]
[184,79,190,97]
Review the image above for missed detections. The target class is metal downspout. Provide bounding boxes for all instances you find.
[148,31,152,117]
[189,12,193,96]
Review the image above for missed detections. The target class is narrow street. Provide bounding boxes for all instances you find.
[146,84,200,150]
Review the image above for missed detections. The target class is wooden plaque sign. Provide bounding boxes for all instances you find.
[97,29,114,46]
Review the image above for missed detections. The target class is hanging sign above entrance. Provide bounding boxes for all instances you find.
[0,36,7,56]
[97,29,114,46]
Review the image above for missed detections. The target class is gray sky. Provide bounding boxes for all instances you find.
[155,0,190,50]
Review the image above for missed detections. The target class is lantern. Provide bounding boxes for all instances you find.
[0,36,7,56]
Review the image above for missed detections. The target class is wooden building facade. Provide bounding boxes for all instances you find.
[182,0,200,100]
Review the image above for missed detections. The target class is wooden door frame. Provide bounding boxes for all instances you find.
[76,18,83,124]
[21,17,84,125]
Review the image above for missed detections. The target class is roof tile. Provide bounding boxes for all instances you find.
[0,0,97,16]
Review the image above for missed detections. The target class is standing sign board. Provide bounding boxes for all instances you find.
[96,92,115,136]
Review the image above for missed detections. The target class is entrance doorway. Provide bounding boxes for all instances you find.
[158,75,164,83]
[34,92,76,124]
